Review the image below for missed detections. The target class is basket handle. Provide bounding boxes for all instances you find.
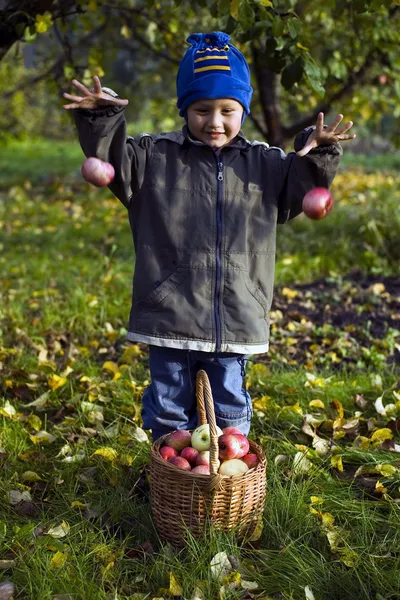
[196,369,220,476]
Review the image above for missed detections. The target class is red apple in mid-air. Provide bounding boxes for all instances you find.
[218,434,241,460]
[302,187,334,220]
[164,430,192,452]
[159,446,178,461]
[81,157,115,187]
[233,433,250,459]
[167,456,191,471]
[191,465,210,474]
[180,446,199,466]
[222,427,243,436]
[242,453,259,469]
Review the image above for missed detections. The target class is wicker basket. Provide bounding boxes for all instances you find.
[149,369,267,546]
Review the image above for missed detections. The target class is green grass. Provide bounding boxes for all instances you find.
[1,141,400,599]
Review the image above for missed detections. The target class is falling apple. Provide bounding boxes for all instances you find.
[302,187,333,220]
[81,157,115,187]
[164,430,192,452]
[219,459,249,476]
[191,424,223,452]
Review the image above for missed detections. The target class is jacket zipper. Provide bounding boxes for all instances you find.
[214,155,224,351]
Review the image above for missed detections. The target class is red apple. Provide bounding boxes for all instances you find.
[167,456,191,471]
[242,453,259,469]
[180,446,199,466]
[164,430,192,452]
[191,465,210,474]
[196,451,210,467]
[218,434,241,461]
[302,187,333,220]
[159,446,178,461]
[81,157,115,187]
[222,427,243,435]
[233,433,250,458]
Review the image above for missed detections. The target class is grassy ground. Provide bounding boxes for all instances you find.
[0,139,399,600]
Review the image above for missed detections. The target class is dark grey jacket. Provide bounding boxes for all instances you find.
[74,106,342,354]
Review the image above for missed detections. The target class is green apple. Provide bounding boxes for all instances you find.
[191,424,223,451]
[219,459,249,476]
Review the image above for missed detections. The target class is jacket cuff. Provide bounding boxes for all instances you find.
[73,104,126,119]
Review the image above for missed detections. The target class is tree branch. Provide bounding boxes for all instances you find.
[247,112,268,138]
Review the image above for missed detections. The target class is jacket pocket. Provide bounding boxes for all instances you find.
[136,267,190,310]
[132,266,214,340]
[223,270,270,343]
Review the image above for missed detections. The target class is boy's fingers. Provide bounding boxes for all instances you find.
[335,120,353,135]
[315,112,324,135]
[327,113,343,132]
[93,75,102,93]
[115,98,129,106]
[71,79,91,96]
[63,93,83,102]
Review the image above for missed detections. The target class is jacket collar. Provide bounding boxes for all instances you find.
[182,124,251,150]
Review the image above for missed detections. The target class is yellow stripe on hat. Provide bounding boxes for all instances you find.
[194,55,229,63]
[194,65,231,73]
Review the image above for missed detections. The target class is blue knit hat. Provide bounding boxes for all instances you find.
[176,31,253,121]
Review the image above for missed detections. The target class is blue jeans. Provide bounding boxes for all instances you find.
[141,346,253,441]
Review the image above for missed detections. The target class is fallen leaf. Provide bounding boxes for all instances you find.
[47,521,70,539]
[50,551,67,568]
[92,447,118,461]
[7,490,32,505]
[30,431,57,445]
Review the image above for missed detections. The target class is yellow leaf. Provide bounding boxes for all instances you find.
[230,0,239,20]
[371,428,393,442]
[169,572,183,596]
[92,447,118,461]
[30,431,57,445]
[309,399,325,409]
[50,551,66,569]
[0,401,17,418]
[321,512,335,529]
[332,399,344,419]
[27,414,42,431]
[282,287,298,299]
[71,501,87,509]
[259,0,273,5]
[376,464,396,478]
[35,12,52,34]
[47,521,70,538]
[375,481,388,494]
[281,402,303,415]
[337,547,358,567]
[102,361,119,374]
[20,471,42,482]
[48,374,67,391]
[310,496,324,505]
[331,455,344,472]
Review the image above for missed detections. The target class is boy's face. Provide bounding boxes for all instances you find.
[186,98,243,149]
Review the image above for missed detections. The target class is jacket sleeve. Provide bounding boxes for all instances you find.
[275,127,343,224]
[73,105,153,208]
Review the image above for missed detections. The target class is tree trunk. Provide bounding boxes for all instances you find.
[251,42,285,148]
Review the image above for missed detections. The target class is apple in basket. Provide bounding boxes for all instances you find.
[219,459,249,476]
[164,430,192,452]
[222,426,243,435]
[191,465,210,474]
[167,456,191,471]
[180,446,199,467]
[159,446,178,461]
[191,424,223,451]
[218,434,241,460]
[242,453,259,469]
[233,433,250,459]
[196,451,220,470]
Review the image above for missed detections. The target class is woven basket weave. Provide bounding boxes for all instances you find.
[149,369,267,546]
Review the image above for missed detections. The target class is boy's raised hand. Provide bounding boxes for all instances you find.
[296,112,355,157]
[63,75,128,110]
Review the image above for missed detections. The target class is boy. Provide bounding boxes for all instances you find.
[63,31,355,440]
